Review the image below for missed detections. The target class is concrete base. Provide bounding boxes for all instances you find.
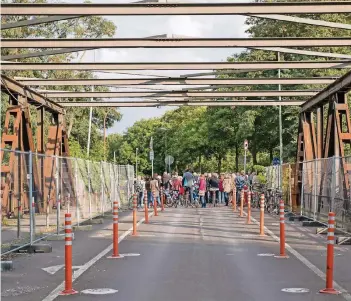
[1,261,14,272]
[10,243,52,254]
[336,236,351,245]
[45,233,75,241]
[73,225,92,231]
[88,218,104,225]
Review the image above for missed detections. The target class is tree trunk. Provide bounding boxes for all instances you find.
[252,146,257,165]
[235,144,239,171]
[217,155,222,174]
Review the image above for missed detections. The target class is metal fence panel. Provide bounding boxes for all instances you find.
[1,148,134,255]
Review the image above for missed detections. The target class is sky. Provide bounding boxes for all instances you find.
[78,0,251,134]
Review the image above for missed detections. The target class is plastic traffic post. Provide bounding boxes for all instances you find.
[154,195,158,216]
[320,212,341,295]
[60,214,78,295]
[233,187,237,212]
[132,193,138,236]
[161,186,165,211]
[239,190,244,217]
[259,194,265,236]
[275,200,289,258]
[144,190,149,224]
[246,191,251,224]
[108,202,123,259]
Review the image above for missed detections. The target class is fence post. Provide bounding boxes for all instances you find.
[75,159,80,226]
[300,162,305,217]
[56,156,60,235]
[28,151,34,245]
[100,163,104,216]
[288,164,292,212]
[331,156,336,212]
[87,160,92,221]
[313,159,318,221]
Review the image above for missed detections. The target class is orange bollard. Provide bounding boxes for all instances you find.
[320,212,341,294]
[108,201,123,258]
[233,187,237,212]
[60,214,78,295]
[144,190,149,224]
[246,191,251,224]
[154,194,158,216]
[239,190,244,217]
[259,194,265,236]
[161,187,165,211]
[275,200,289,258]
[132,193,138,236]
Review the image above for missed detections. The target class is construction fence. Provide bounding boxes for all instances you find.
[265,156,351,231]
[1,149,134,255]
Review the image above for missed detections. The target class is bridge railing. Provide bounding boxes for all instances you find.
[0,148,134,255]
[266,156,351,232]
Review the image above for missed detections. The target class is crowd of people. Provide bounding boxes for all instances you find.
[134,169,260,208]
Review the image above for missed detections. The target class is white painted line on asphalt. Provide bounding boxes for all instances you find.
[246,213,351,301]
[257,253,275,257]
[81,288,118,295]
[120,253,140,257]
[281,288,310,293]
[42,212,154,301]
[138,234,156,237]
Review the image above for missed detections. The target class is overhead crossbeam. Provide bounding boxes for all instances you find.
[3,2,350,15]
[3,38,351,48]
[301,70,351,112]
[0,75,65,114]
[57,100,304,107]
[3,60,351,71]
[17,77,336,86]
[249,14,351,30]
[1,16,81,30]
[37,90,319,98]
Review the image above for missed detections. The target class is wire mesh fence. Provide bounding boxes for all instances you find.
[1,149,134,255]
[265,156,351,231]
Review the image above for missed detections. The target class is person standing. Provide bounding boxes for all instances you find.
[235,171,246,204]
[223,173,231,206]
[150,174,161,206]
[219,174,225,205]
[183,169,194,204]
[199,174,207,208]
[209,173,220,206]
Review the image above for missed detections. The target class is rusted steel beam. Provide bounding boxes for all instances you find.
[301,70,351,112]
[38,90,319,98]
[2,2,350,16]
[3,61,350,71]
[3,37,351,48]
[1,75,65,114]
[17,77,337,86]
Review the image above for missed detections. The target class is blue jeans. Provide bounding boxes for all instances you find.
[138,191,144,207]
[219,191,225,204]
[200,195,206,208]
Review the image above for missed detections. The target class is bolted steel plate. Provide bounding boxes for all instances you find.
[81,288,118,295]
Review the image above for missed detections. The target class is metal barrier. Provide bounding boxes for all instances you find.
[1,148,134,255]
[266,156,351,232]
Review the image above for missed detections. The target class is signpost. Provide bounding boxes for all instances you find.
[165,155,174,173]
[244,139,248,174]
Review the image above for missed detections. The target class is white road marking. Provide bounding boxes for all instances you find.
[257,253,275,257]
[281,288,310,293]
[120,253,140,257]
[138,234,156,237]
[81,288,118,295]
[246,213,351,301]
[42,212,154,301]
[42,265,83,275]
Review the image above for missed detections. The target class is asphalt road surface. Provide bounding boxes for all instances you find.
[43,206,348,301]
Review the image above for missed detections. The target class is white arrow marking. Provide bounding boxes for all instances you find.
[42,265,82,275]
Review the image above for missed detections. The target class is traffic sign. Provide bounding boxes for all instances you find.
[244,139,248,150]
[272,157,281,165]
[149,151,154,161]
[165,155,174,165]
